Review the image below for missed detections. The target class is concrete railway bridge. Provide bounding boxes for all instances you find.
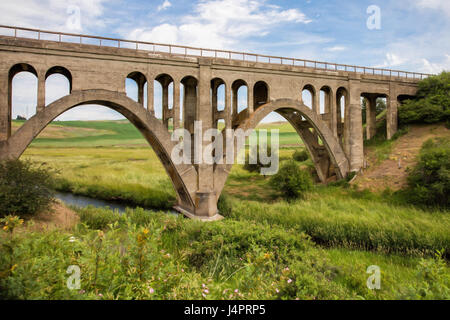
[0,26,427,220]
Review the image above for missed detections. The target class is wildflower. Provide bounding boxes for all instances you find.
[3,226,8,231]
[287,279,292,284]
[234,289,239,293]
[284,267,289,271]
[202,293,207,298]
[263,253,270,259]
[202,283,206,288]
[69,236,77,243]
[149,288,155,294]
[98,293,103,297]
[79,290,86,294]
[204,289,209,294]
[275,288,279,293]
[143,228,149,235]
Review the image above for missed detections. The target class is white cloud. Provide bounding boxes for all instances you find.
[325,46,346,52]
[415,0,450,16]
[127,0,311,49]
[421,54,450,74]
[377,53,407,68]
[0,0,107,32]
[157,0,172,12]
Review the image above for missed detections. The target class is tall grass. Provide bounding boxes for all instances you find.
[2,206,448,299]
[228,188,450,256]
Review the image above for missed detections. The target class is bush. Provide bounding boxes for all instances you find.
[293,149,309,162]
[404,137,449,208]
[0,160,55,217]
[217,193,233,217]
[400,251,450,299]
[399,72,450,125]
[270,160,313,199]
[243,145,276,174]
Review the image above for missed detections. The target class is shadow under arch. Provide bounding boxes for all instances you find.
[0,89,197,213]
[214,99,350,197]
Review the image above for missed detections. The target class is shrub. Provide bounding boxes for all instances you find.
[404,137,450,208]
[270,160,313,199]
[399,72,450,125]
[243,145,277,174]
[244,145,272,172]
[293,149,309,162]
[217,193,233,217]
[0,160,55,217]
[400,251,450,299]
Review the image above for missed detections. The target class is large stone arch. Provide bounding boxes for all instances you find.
[0,89,197,213]
[214,99,350,197]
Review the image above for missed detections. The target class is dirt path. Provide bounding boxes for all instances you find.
[25,201,79,231]
[354,124,449,192]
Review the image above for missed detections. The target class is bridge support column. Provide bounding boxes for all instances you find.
[225,82,232,129]
[387,84,398,140]
[194,60,221,219]
[0,70,9,141]
[173,81,180,130]
[347,80,364,172]
[247,81,254,115]
[313,90,320,115]
[162,82,169,128]
[365,94,377,140]
[330,89,338,137]
[37,73,45,112]
[137,79,145,107]
[147,78,154,115]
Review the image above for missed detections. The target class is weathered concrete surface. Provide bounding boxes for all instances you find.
[0,34,422,219]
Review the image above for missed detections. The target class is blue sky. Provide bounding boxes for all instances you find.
[2,0,449,121]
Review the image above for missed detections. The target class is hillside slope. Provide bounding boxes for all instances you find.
[355,123,449,192]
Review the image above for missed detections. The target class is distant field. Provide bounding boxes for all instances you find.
[13,119,302,148]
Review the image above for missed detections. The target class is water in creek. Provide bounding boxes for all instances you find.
[55,191,147,213]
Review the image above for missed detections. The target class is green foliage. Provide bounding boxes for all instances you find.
[399,251,450,299]
[228,190,450,256]
[403,137,450,208]
[0,210,351,300]
[270,160,313,199]
[1,206,448,300]
[399,72,450,125]
[76,206,162,230]
[243,145,276,174]
[292,149,309,162]
[0,160,55,217]
[217,193,233,217]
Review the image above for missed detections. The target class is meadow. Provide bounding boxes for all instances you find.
[1,119,448,300]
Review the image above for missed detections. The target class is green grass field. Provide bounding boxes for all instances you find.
[2,119,448,300]
[14,120,303,148]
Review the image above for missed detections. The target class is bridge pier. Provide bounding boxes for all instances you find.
[365,94,378,140]
[0,70,8,141]
[387,84,399,139]
[346,80,364,172]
